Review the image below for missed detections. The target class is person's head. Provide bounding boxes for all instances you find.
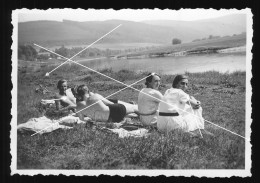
[76,85,90,101]
[172,74,189,91]
[57,79,68,93]
[71,85,78,98]
[145,73,161,89]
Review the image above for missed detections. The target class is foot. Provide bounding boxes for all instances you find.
[125,113,138,118]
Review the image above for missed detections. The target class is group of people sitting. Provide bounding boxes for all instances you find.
[54,73,213,136]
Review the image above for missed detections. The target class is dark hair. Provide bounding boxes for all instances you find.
[172,75,188,88]
[76,85,89,101]
[145,72,160,87]
[57,79,67,89]
[71,85,78,97]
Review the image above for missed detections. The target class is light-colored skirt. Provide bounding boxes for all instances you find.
[157,107,204,133]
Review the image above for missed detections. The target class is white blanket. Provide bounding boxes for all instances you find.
[17,116,86,135]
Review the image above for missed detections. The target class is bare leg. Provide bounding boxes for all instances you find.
[118,100,138,114]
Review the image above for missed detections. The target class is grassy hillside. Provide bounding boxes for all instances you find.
[18,14,246,46]
[18,20,183,46]
[17,62,246,169]
[142,14,246,40]
[119,33,246,57]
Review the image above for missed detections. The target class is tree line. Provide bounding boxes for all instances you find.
[18,44,160,61]
[192,32,246,43]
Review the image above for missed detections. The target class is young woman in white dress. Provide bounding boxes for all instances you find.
[138,73,163,126]
[157,75,213,136]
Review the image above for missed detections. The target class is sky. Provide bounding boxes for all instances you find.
[17,9,247,22]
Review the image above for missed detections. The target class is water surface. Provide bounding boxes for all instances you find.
[80,53,246,74]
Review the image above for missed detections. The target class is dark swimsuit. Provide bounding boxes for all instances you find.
[107,103,126,122]
[60,100,68,107]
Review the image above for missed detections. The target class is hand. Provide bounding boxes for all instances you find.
[192,101,201,109]
[69,112,76,116]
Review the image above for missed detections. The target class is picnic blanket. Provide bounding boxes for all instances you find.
[17,115,86,135]
[18,114,149,138]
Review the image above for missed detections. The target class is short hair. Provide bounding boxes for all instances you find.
[145,72,161,86]
[57,79,67,89]
[172,75,188,88]
[76,85,89,101]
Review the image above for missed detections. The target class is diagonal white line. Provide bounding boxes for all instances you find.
[188,100,203,138]
[33,44,249,141]
[75,74,151,114]
[34,44,106,76]
[30,119,57,136]
[35,24,121,75]
[75,59,251,141]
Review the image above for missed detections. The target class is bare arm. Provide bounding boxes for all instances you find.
[135,110,157,116]
[94,93,115,105]
[187,96,201,109]
[76,112,84,121]
[55,95,76,112]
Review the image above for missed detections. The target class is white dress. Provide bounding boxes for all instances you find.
[138,88,163,126]
[157,88,204,132]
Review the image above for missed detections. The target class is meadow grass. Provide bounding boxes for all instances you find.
[16,62,246,169]
[120,34,246,57]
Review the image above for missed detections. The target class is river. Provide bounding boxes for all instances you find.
[80,53,246,74]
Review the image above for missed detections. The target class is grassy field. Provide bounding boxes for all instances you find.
[119,34,246,58]
[17,62,246,169]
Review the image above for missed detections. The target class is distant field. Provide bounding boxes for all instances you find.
[121,34,246,57]
[42,42,164,51]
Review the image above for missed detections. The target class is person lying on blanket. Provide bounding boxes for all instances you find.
[74,84,156,122]
[55,79,77,113]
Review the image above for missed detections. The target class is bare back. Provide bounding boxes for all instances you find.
[76,93,110,122]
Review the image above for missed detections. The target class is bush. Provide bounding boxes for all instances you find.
[18,45,38,61]
[172,38,182,45]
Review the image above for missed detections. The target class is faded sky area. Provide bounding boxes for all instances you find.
[18,9,245,22]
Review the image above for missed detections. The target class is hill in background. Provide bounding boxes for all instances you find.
[18,14,246,47]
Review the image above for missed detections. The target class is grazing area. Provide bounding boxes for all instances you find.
[17,61,246,169]
[118,33,246,58]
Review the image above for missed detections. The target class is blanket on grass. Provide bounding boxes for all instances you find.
[17,116,85,135]
[18,115,149,138]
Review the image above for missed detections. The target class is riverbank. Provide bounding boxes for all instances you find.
[113,34,246,60]
[16,64,246,169]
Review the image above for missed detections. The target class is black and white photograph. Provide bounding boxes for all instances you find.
[11,8,252,177]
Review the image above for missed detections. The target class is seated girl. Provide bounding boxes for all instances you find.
[157,75,213,136]
[55,79,77,113]
[138,73,163,126]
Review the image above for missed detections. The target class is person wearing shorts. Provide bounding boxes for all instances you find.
[74,85,156,122]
